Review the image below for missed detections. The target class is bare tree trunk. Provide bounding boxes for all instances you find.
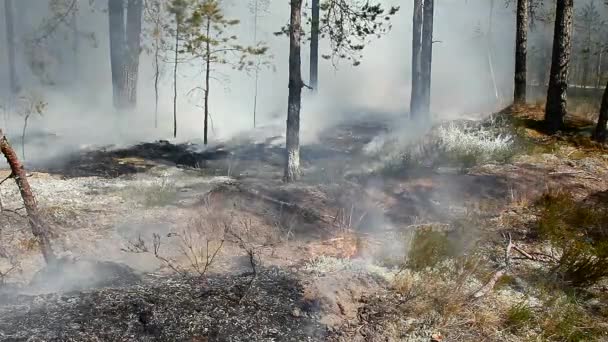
[204,18,211,145]
[310,0,320,92]
[252,0,259,127]
[154,41,160,129]
[592,81,608,142]
[4,0,20,94]
[487,0,502,106]
[0,130,56,264]
[126,0,143,109]
[514,0,528,104]
[71,6,80,83]
[284,0,303,182]
[596,48,603,89]
[545,0,574,133]
[420,0,434,117]
[410,0,423,120]
[173,22,179,138]
[108,0,127,109]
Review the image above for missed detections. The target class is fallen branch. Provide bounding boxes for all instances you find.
[471,233,512,299]
[512,245,535,260]
[0,129,56,264]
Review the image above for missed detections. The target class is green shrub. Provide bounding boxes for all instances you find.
[407,228,454,271]
[537,192,608,287]
[506,302,533,331]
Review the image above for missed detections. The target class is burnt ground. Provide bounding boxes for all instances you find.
[0,268,325,342]
[1,108,607,341]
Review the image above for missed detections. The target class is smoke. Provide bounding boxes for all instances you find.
[0,0,523,163]
[0,0,601,167]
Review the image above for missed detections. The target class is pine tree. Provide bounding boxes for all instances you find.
[544,0,574,133]
[281,0,398,182]
[514,0,529,104]
[183,0,267,145]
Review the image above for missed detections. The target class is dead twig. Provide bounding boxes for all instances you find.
[225,226,258,304]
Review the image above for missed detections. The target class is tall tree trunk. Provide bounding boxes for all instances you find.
[71,6,80,83]
[173,22,179,138]
[310,0,320,92]
[544,0,574,133]
[514,0,528,104]
[596,48,603,89]
[592,81,608,142]
[420,0,434,117]
[108,0,127,109]
[582,36,591,88]
[252,0,259,127]
[154,39,160,129]
[126,0,143,109]
[4,0,20,94]
[284,0,303,182]
[410,0,423,120]
[204,18,211,145]
[0,131,56,264]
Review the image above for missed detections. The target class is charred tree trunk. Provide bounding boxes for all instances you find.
[0,131,56,264]
[514,0,528,104]
[410,0,423,120]
[204,18,211,146]
[284,0,304,182]
[420,0,434,118]
[108,0,127,109]
[4,0,20,94]
[592,81,608,142]
[310,0,320,92]
[545,0,574,133]
[125,0,143,109]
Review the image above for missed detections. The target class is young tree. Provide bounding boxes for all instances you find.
[249,0,270,127]
[183,0,266,145]
[282,0,398,182]
[544,0,574,133]
[4,0,20,94]
[167,0,189,138]
[514,0,529,104]
[593,81,608,142]
[410,0,423,120]
[143,0,170,128]
[0,130,56,264]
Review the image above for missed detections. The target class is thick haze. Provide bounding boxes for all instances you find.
[0,0,605,162]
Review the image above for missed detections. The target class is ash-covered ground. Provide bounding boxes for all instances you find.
[1,108,607,341]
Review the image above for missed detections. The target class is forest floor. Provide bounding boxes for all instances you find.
[0,104,607,341]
